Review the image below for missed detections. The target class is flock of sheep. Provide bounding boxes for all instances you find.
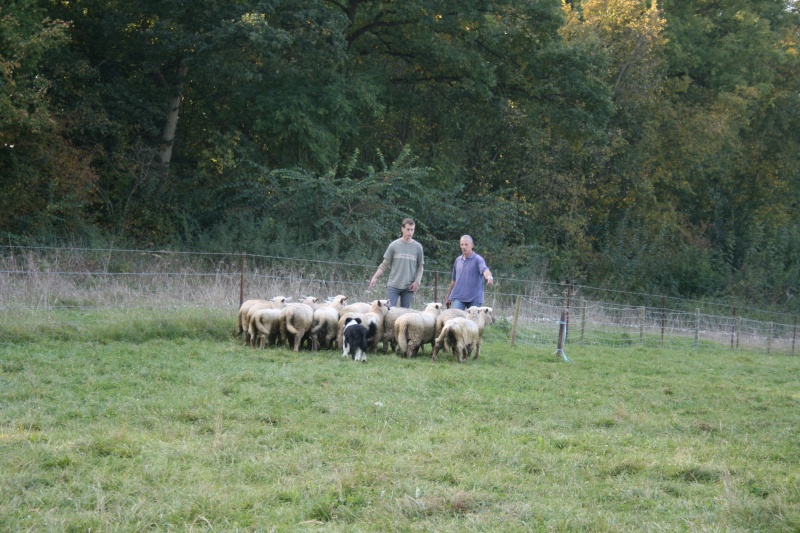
[236,295,494,363]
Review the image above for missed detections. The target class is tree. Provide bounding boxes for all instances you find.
[0,1,98,236]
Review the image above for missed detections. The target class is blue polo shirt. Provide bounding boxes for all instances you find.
[449,252,489,304]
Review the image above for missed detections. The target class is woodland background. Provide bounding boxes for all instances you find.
[3,0,800,312]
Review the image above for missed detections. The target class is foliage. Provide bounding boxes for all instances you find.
[0,1,97,236]
[1,0,800,311]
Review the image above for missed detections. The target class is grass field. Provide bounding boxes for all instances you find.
[1,310,799,532]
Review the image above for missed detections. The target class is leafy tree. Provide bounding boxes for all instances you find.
[0,1,98,236]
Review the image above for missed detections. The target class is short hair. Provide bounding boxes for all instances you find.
[460,235,474,244]
[402,218,415,228]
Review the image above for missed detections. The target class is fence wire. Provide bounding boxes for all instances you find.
[0,246,797,355]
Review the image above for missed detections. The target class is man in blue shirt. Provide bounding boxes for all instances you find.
[444,235,494,310]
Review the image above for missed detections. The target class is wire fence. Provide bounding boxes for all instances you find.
[0,245,797,355]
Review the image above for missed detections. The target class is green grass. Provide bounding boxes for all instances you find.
[2,313,799,531]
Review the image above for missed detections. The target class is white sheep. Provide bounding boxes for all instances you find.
[238,296,290,343]
[431,306,494,362]
[337,299,390,352]
[434,306,493,342]
[433,308,468,341]
[467,306,494,340]
[249,308,282,349]
[394,302,443,358]
[431,317,481,363]
[310,295,348,350]
[338,301,372,318]
[380,306,417,353]
[279,297,318,352]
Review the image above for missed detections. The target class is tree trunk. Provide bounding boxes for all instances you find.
[158,58,188,172]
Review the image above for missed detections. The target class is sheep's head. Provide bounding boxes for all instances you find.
[424,302,443,315]
[370,299,391,314]
[469,306,494,325]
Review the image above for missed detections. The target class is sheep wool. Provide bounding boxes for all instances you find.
[394,302,443,358]
[249,308,282,349]
[432,317,481,363]
[279,297,318,352]
[238,296,290,342]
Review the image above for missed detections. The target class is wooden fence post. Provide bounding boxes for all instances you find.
[661,296,666,347]
[695,308,700,349]
[239,252,246,307]
[792,317,797,356]
[731,307,737,350]
[580,299,587,345]
[639,306,645,345]
[510,295,522,348]
[767,322,773,354]
[736,315,740,350]
[434,271,439,303]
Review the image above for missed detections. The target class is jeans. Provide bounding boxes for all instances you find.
[387,286,414,308]
[450,299,482,311]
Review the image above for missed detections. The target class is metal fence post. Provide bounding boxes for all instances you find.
[557,310,566,358]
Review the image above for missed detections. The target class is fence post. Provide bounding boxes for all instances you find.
[731,307,736,350]
[580,299,587,345]
[510,295,522,348]
[556,310,566,358]
[661,296,666,347]
[767,322,773,354]
[434,271,439,303]
[736,315,740,350]
[695,308,700,349]
[239,252,246,307]
[792,317,797,356]
[565,281,571,342]
[639,306,645,345]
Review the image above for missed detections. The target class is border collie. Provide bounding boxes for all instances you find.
[342,317,369,362]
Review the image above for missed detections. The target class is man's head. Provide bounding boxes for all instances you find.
[460,235,474,256]
[401,219,416,241]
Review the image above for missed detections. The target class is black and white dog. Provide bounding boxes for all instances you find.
[342,317,369,362]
